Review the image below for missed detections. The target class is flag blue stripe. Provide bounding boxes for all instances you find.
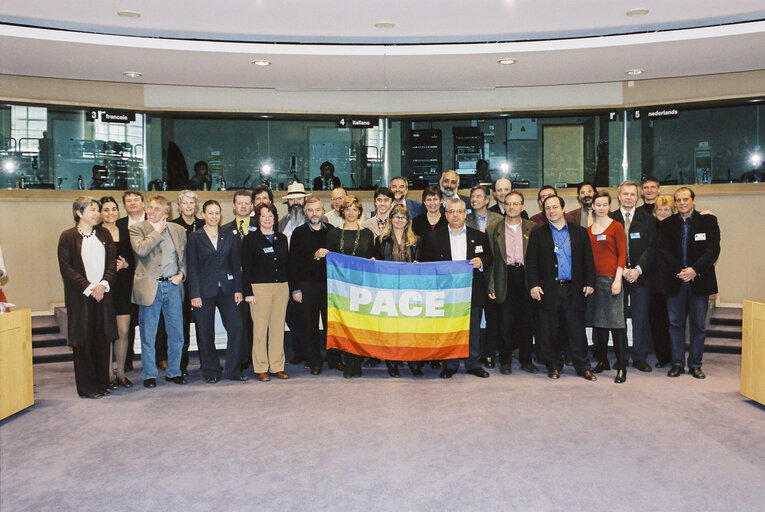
[326,251,473,277]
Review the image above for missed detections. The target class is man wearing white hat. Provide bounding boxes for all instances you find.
[278,182,311,244]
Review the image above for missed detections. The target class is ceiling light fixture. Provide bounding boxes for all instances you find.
[374,22,395,29]
[122,71,142,78]
[625,68,644,76]
[252,60,272,67]
[117,10,141,19]
[626,8,649,17]
[498,58,517,65]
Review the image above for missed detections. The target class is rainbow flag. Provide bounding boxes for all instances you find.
[326,252,473,361]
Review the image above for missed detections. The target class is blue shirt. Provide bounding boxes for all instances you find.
[550,222,572,281]
[680,214,692,267]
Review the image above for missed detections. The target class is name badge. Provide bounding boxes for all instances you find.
[248,226,257,232]
[475,245,484,254]
[695,233,706,241]
[263,246,274,253]
[227,274,234,280]
[630,232,641,239]
[596,235,607,241]
[232,229,238,235]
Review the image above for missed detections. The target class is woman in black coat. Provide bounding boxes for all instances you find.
[187,200,245,383]
[58,196,118,399]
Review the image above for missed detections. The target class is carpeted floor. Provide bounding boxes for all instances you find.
[2,353,764,511]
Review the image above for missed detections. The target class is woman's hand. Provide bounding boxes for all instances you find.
[234,292,243,305]
[245,296,256,305]
[611,280,622,295]
[191,297,202,308]
[116,256,128,270]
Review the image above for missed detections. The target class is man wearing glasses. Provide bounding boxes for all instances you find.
[422,197,492,379]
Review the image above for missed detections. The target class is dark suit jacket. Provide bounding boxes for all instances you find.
[422,225,492,307]
[222,218,257,252]
[486,219,537,303]
[187,228,243,299]
[466,210,503,232]
[526,221,596,311]
[657,210,720,296]
[609,208,656,287]
[568,207,593,227]
[313,175,341,191]
[241,230,290,287]
[57,226,118,348]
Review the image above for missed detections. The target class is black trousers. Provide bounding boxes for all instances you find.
[479,299,499,358]
[592,328,627,370]
[237,299,254,370]
[73,299,111,396]
[285,298,307,360]
[125,303,138,369]
[537,283,591,373]
[649,291,672,365]
[443,304,482,372]
[301,281,342,368]
[194,289,244,380]
[498,265,533,365]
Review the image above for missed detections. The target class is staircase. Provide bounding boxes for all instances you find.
[32,307,72,363]
[705,307,742,354]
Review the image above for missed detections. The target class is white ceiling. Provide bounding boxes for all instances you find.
[1,1,764,91]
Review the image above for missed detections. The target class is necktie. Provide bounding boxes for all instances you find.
[586,208,594,228]
[624,212,631,265]
[238,219,245,240]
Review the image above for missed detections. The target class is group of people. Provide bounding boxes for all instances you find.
[57,169,720,398]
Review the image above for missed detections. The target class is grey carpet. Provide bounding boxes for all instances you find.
[2,353,764,511]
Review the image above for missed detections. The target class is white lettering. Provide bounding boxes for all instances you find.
[371,290,397,316]
[399,291,423,317]
[349,286,373,312]
[425,291,445,317]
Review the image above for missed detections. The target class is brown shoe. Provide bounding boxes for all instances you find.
[499,363,512,375]
[547,369,560,379]
[274,371,290,380]
[582,370,597,381]
[158,360,167,370]
[256,372,271,382]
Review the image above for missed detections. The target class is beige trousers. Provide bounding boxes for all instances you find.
[249,282,289,373]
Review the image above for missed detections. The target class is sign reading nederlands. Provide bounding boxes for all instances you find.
[633,107,679,120]
[87,109,137,124]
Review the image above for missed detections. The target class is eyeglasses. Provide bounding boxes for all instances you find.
[391,215,408,221]
[504,202,522,207]
[445,209,465,215]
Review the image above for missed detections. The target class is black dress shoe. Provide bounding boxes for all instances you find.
[667,365,685,377]
[593,361,610,373]
[439,369,455,379]
[108,380,119,391]
[689,367,706,379]
[499,363,512,375]
[387,365,400,378]
[582,370,597,381]
[206,377,220,384]
[482,356,495,369]
[117,377,133,388]
[430,361,441,369]
[79,392,104,399]
[614,369,627,383]
[632,360,653,372]
[411,367,424,377]
[143,378,157,388]
[521,363,540,374]
[310,366,322,375]
[547,369,560,379]
[467,368,490,378]
[165,376,187,385]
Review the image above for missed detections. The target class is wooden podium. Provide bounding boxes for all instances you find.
[742,301,765,406]
[0,309,34,420]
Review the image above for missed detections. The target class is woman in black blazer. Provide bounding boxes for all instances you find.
[242,203,291,382]
[187,200,245,383]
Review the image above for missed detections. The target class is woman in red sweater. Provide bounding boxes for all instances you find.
[587,191,628,383]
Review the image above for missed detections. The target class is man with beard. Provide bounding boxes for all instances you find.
[439,170,469,209]
[289,197,342,374]
[389,176,423,218]
[569,182,597,227]
[278,182,310,365]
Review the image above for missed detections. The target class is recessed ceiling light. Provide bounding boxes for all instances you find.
[252,60,272,67]
[625,68,644,76]
[626,8,649,17]
[122,71,142,78]
[498,58,518,65]
[374,22,395,29]
[117,10,141,19]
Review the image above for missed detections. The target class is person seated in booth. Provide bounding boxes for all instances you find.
[189,160,212,191]
[313,161,341,191]
[90,165,109,190]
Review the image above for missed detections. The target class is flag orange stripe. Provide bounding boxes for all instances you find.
[328,335,468,361]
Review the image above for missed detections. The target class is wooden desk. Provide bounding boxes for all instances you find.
[742,301,765,406]
[0,309,34,420]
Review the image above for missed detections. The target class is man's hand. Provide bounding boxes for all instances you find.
[623,268,639,283]
[191,298,202,308]
[584,286,595,297]
[245,296,256,305]
[469,257,482,269]
[234,292,243,305]
[170,272,183,285]
[488,293,496,300]
[314,248,329,259]
[530,286,544,301]
[91,284,106,302]
[154,218,167,234]
[678,267,697,282]
[292,291,303,303]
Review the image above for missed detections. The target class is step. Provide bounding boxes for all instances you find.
[33,345,73,364]
[32,332,68,348]
[31,315,60,335]
[709,307,742,327]
[700,336,741,354]
[705,324,742,340]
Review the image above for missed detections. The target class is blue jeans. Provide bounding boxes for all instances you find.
[666,282,708,369]
[139,281,184,380]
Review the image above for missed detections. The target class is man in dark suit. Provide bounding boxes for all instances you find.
[116,190,145,371]
[488,177,529,220]
[222,190,255,372]
[487,191,539,374]
[529,186,577,226]
[638,176,661,215]
[658,187,720,379]
[609,180,656,372]
[423,197,492,379]
[526,195,597,380]
[389,176,423,218]
[568,182,596,227]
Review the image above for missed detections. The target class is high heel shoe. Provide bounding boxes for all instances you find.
[614,369,627,383]
[117,376,133,388]
[593,360,610,373]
